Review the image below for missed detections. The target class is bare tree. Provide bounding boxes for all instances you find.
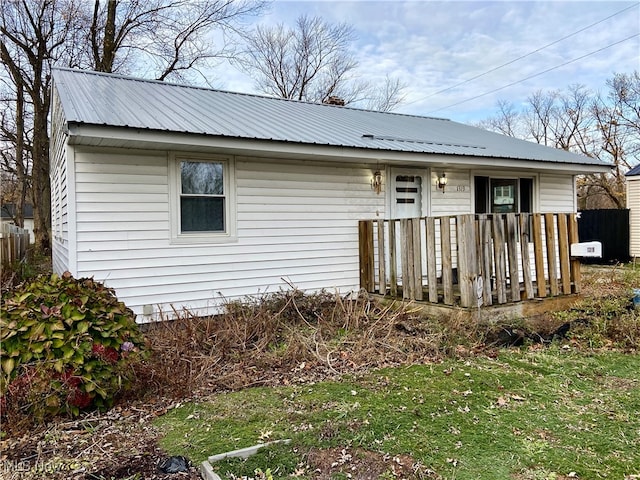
[580,73,640,209]
[242,15,356,102]
[240,14,405,111]
[606,72,640,152]
[0,0,266,252]
[358,75,407,112]
[86,0,266,81]
[476,99,521,137]
[0,0,87,251]
[523,89,558,146]
[0,80,30,227]
[479,75,640,209]
[552,84,595,154]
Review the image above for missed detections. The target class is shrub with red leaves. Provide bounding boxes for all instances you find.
[1,272,146,423]
[68,389,92,409]
[92,343,120,364]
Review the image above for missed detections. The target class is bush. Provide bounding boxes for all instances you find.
[1,272,145,423]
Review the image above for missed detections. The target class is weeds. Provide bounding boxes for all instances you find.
[551,268,640,350]
[0,248,51,292]
[134,263,640,402]
[133,289,490,400]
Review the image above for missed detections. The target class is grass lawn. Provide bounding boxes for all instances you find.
[155,347,640,479]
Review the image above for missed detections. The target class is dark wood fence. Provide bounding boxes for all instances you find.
[578,209,630,263]
[359,213,581,308]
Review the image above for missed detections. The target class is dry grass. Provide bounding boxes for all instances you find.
[134,264,640,403]
[132,289,487,401]
[0,249,51,293]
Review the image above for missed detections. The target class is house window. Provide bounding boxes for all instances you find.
[180,161,225,232]
[474,176,533,214]
[171,154,236,243]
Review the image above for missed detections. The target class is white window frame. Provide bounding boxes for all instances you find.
[169,153,237,244]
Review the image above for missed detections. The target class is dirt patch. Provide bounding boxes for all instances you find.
[512,469,578,480]
[305,447,438,479]
[598,375,639,391]
[0,401,201,480]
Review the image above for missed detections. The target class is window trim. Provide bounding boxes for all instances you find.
[169,153,237,244]
[472,172,538,214]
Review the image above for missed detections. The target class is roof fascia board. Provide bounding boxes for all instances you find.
[66,124,612,174]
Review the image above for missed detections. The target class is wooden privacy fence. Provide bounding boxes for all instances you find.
[0,224,30,266]
[359,213,581,308]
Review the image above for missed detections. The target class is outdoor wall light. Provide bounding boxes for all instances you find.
[371,170,383,194]
[437,173,448,193]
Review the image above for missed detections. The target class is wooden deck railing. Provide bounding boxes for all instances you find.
[359,213,581,308]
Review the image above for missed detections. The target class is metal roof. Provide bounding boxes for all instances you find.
[52,68,609,167]
[626,163,640,176]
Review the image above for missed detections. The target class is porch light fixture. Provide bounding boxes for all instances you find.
[437,173,448,193]
[371,170,383,194]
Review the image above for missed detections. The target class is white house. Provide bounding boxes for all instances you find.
[49,68,611,319]
[627,164,640,259]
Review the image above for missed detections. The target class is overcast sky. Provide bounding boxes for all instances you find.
[218,0,640,124]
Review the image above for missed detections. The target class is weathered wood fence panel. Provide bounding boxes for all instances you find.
[358,220,374,292]
[0,224,30,266]
[440,217,454,305]
[532,214,547,298]
[358,213,580,307]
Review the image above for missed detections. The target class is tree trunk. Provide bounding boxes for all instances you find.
[14,83,27,228]
[101,0,117,72]
[31,100,51,253]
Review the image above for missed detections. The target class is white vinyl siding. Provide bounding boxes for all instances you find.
[539,174,575,213]
[628,177,640,258]
[62,141,582,320]
[72,150,385,318]
[430,170,472,216]
[74,151,170,264]
[50,91,70,275]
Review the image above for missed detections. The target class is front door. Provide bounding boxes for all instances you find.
[391,169,424,219]
[389,168,427,287]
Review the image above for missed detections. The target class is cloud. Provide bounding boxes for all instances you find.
[219,0,640,123]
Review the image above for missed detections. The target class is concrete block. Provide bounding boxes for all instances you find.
[207,439,291,463]
[200,460,222,480]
